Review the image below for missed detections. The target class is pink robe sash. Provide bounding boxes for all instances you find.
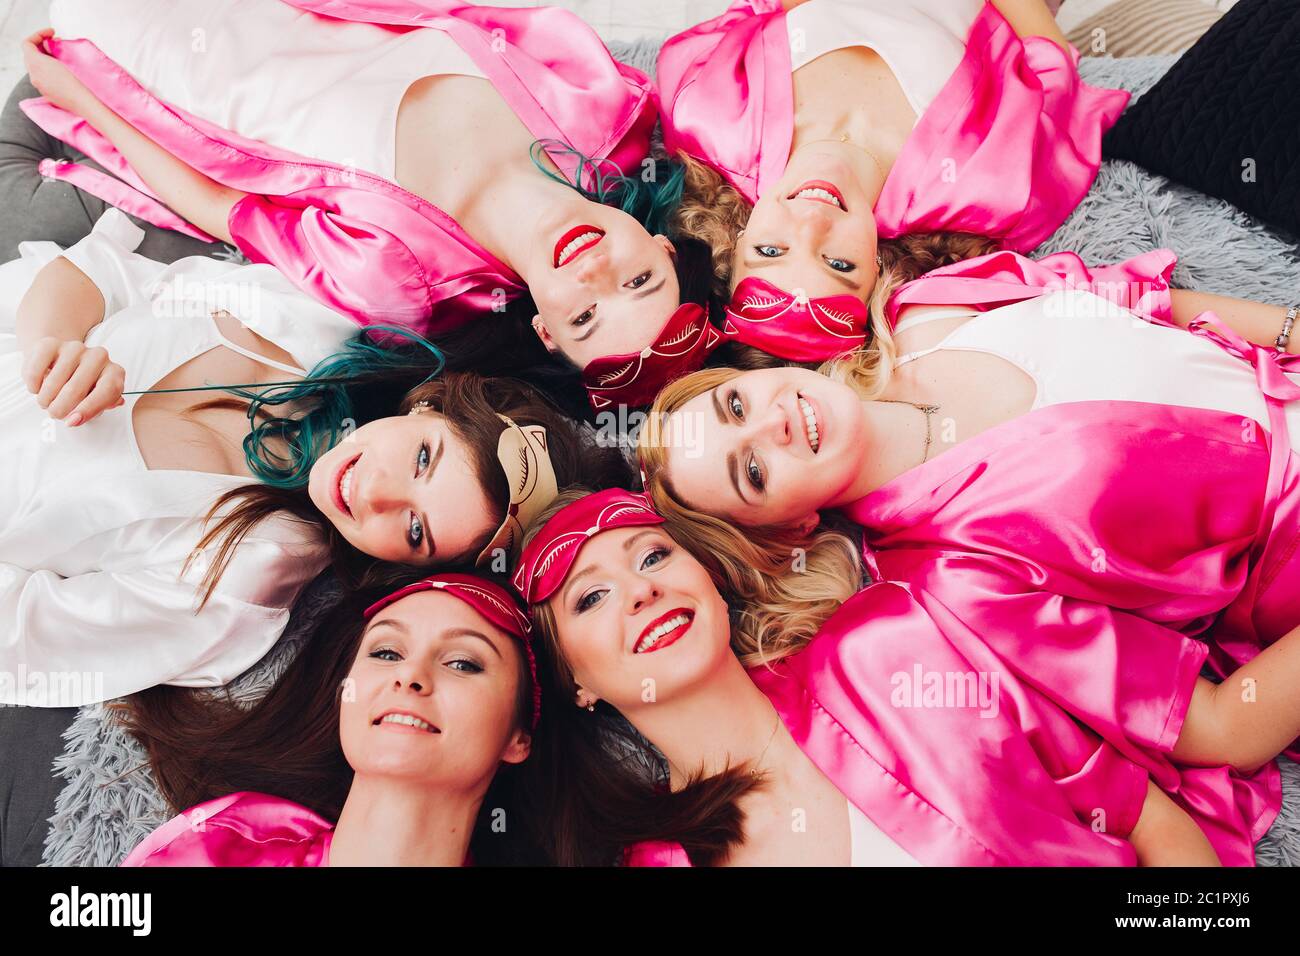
[887,248,1179,327]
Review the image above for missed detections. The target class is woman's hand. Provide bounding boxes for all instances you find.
[22,337,126,426]
[22,28,97,115]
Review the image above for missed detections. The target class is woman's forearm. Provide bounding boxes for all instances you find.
[74,97,242,244]
[1129,781,1220,866]
[1172,618,1300,774]
[991,0,1070,50]
[1171,288,1297,353]
[15,256,107,353]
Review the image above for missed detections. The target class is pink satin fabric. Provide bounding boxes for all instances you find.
[835,401,1297,863]
[626,583,1274,867]
[887,248,1179,327]
[25,0,656,334]
[657,2,1128,251]
[121,792,334,867]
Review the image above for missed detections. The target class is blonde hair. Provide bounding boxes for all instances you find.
[635,383,863,667]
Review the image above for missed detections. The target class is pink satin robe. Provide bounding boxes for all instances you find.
[25,0,656,334]
[833,398,1300,835]
[625,583,1276,867]
[121,792,334,867]
[656,1,1128,251]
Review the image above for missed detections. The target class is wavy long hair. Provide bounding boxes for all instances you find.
[120,569,545,865]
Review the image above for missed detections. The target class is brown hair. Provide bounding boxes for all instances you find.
[186,371,632,609]
[119,568,545,865]
[670,152,755,303]
[513,489,763,867]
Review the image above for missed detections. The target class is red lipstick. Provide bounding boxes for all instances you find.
[633,608,695,654]
[553,225,605,268]
[788,179,847,211]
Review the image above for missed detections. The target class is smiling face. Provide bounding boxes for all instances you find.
[339,590,531,789]
[307,411,497,565]
[659,367,869,528]
[547,526,730,715]
[527,201,682,369]
[732,147,880,303]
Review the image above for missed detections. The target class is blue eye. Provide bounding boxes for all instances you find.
[755,245,783,258]
[447,659,483,674]
[625,271,651,290]
[370,648,401,662]
[416,441,430,475]
[824,256,855,272]
[746,456,764,491]
[640,546,671,570]
[408,512,424,550]
[576,589,605,613]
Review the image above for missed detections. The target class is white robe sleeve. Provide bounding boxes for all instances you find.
[0,209,171,332]
[55,208,173,321]
[0,534,316,707]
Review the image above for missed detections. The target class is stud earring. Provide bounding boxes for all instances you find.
[408,400,431,415]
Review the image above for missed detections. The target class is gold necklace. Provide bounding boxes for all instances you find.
[800,135,888,183]
[839,133,889,183]
[800,132,894,182]
[880,399,942,463]
[749,713,782,779]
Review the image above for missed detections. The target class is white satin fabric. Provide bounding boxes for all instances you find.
[0,210,354,706]
[893,290,1300,436]
[786,0,985,117]
[50,0,486,180]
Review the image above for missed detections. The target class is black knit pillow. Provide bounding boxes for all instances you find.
[1103,0,1300,238]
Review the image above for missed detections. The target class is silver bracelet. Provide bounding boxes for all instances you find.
[1277,305,1298,351]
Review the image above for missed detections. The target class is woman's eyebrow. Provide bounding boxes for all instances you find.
[443,627,503,659]
[561,564,598,605]
[822,266,863,292]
